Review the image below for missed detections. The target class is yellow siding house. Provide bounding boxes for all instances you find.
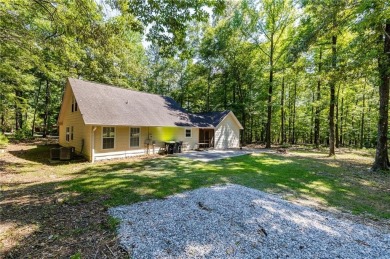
[58,78,243,162]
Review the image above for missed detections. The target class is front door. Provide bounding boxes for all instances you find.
[199,129,215,148]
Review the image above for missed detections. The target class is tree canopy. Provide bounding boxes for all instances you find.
[1,0,389,170]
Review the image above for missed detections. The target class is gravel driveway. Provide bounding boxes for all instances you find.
[109,184,390,258]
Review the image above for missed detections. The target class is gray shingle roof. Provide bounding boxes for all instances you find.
[192,111,231,127]
[68,78,232,128]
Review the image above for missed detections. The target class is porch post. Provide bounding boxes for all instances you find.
[91,126,97,163]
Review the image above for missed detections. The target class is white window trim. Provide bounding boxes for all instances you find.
[130,127,141,148]
[102,126,115,150]
[185,128,192,138]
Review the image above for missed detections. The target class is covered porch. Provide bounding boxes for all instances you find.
[91,125,201,161]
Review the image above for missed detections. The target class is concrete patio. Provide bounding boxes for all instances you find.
[176,149,270,162]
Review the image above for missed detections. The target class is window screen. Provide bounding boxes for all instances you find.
[130,128,140,147]
[185,128,192,138]
[102,127,115,149]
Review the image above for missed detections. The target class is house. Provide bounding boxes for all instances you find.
[58,78,243,162]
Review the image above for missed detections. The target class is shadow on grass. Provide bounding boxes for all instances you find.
[63,154,390,218]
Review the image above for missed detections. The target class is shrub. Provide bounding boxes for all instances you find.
[0,132,8,148]
[14,127,33,140]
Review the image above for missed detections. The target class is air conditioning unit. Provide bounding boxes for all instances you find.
[50,148,61,160]
[60,147,75,160]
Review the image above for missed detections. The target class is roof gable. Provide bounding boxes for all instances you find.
[57,81,73,124]
[216,111,244,129]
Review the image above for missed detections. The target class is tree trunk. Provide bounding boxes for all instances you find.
[207,66,211,112]
[241,111,246,145]
[373,22,390,171]
[233,79,236,105]
[292,75,297,144]
[260,121,265,143]
[340,96,344,146]
[14,90,23,130]
[1,111,4,133]
[360,83,366,149]
[310,92,314,144]
[250,114,253,143]
[0,94,5,133]
[223,72,227,110]
[329,34,337,156]
[31,80,42,136]
[288,83,292,143]
[314,48,322,147]
[280,73,285,144]
[266,37,274,148]
[335,84,340,148]
[42,80,50,138]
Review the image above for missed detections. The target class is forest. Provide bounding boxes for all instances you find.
[1,0,389,170]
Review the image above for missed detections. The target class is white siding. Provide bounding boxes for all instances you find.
[214,113,241,149]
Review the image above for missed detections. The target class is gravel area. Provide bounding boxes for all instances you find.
[109,184,390,258]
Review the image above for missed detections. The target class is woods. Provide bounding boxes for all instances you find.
[1,0,390,170]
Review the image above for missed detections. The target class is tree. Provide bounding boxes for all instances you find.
[115,0,225,53]
[373,22,390,170]
[350,0,390,170]
[244,0,295,148]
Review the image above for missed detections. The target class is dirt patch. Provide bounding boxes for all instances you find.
[0,142,128,258]
[1,197,127,258]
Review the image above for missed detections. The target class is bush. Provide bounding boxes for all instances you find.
[14,127,33,140]
[0,133,8,148]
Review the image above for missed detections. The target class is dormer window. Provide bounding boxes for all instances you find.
[71,96,78,112]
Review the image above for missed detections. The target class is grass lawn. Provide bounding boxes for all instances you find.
[1,142,389,258]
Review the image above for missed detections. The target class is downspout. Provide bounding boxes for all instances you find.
[91,126,97,163]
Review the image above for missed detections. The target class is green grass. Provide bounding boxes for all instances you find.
[62,152,390,219]
[3,144,390,257]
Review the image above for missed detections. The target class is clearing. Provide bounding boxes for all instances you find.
[1,141,389,258]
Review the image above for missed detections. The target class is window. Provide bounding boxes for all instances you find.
[71,126,74,141]
[185,128,192,138]
[102,127,115,149]
[66,127,70,142]
[71,97,78,112]
[130,128,140,147]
